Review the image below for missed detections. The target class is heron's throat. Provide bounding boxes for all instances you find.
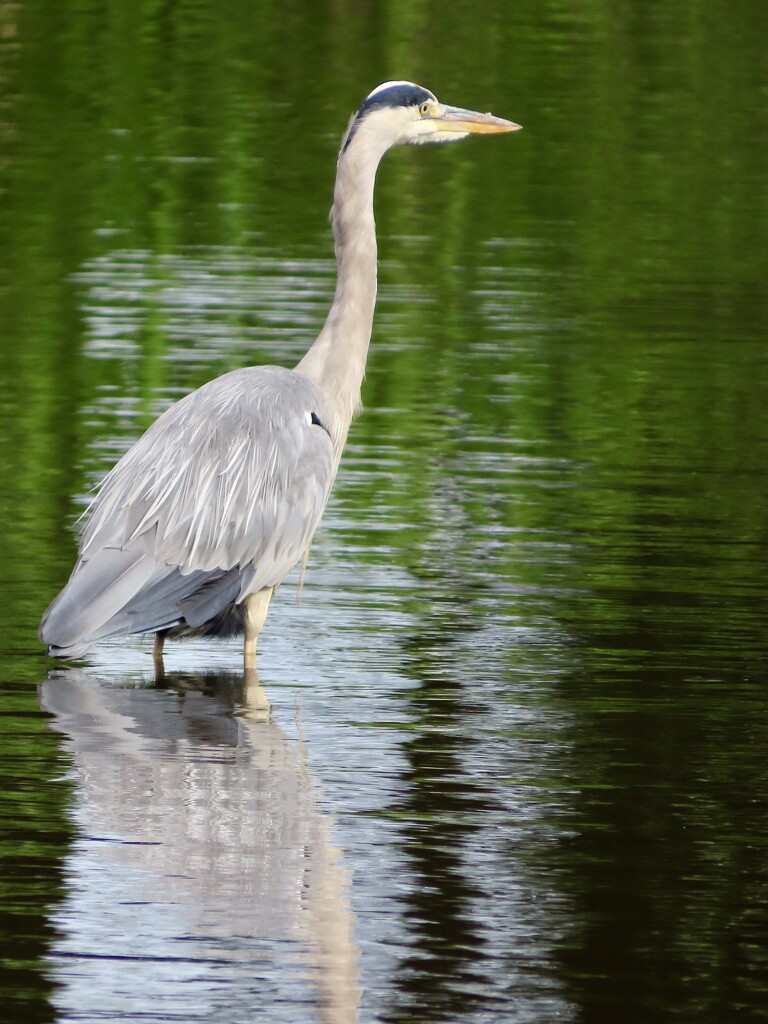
[295,136,382,454]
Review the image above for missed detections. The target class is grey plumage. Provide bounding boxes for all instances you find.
[42,368,333,657]
[40,81,519,667]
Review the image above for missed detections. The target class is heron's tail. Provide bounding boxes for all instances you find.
[40,547,247,658]
[39,548,159,658]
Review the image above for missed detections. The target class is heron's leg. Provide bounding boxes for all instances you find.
[242,666,271,721]
[153,631,167,678]
[243,588,273,669]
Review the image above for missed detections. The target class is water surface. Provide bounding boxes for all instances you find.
[1,2,768,1022]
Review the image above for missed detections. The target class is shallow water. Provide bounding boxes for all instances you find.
[2,3,768,1023]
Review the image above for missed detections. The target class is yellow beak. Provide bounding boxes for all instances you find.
[434,104,521,134]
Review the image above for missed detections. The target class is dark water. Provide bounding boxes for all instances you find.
[2,2,768,1022]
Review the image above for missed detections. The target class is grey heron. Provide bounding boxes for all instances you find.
[40,81,519,669]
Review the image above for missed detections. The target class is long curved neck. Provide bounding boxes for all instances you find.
[295,129,387,457]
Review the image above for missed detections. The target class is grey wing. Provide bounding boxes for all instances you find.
[40,366,336,655]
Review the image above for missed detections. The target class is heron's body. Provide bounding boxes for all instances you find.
[40,81,518,667]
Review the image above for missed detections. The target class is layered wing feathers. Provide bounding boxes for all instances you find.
[41,366,335,654]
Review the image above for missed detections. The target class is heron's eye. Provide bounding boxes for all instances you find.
[419,101,431,117]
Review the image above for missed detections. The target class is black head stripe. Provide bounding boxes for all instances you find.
[342,83,436,153]
[355,83,435,119]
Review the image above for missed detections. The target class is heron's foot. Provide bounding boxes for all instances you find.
[244,638,257,671]
[241,666,271,721]
[152,631,166,679]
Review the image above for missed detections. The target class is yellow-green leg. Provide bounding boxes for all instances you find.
[243,588,273,670]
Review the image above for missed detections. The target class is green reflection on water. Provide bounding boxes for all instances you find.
[0,669,72,1024]
[1,0,768,1021]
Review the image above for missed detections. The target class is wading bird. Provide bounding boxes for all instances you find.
[40,81,519,670]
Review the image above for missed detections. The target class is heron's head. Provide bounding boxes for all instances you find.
[341,81,520,158]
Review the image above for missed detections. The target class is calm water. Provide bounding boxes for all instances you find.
[2,2,768,1022]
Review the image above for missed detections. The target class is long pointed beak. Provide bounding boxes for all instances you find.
[435,104,521,134]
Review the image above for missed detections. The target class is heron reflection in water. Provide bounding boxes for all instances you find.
[40,82,520,670]
[40,667,360,1023]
